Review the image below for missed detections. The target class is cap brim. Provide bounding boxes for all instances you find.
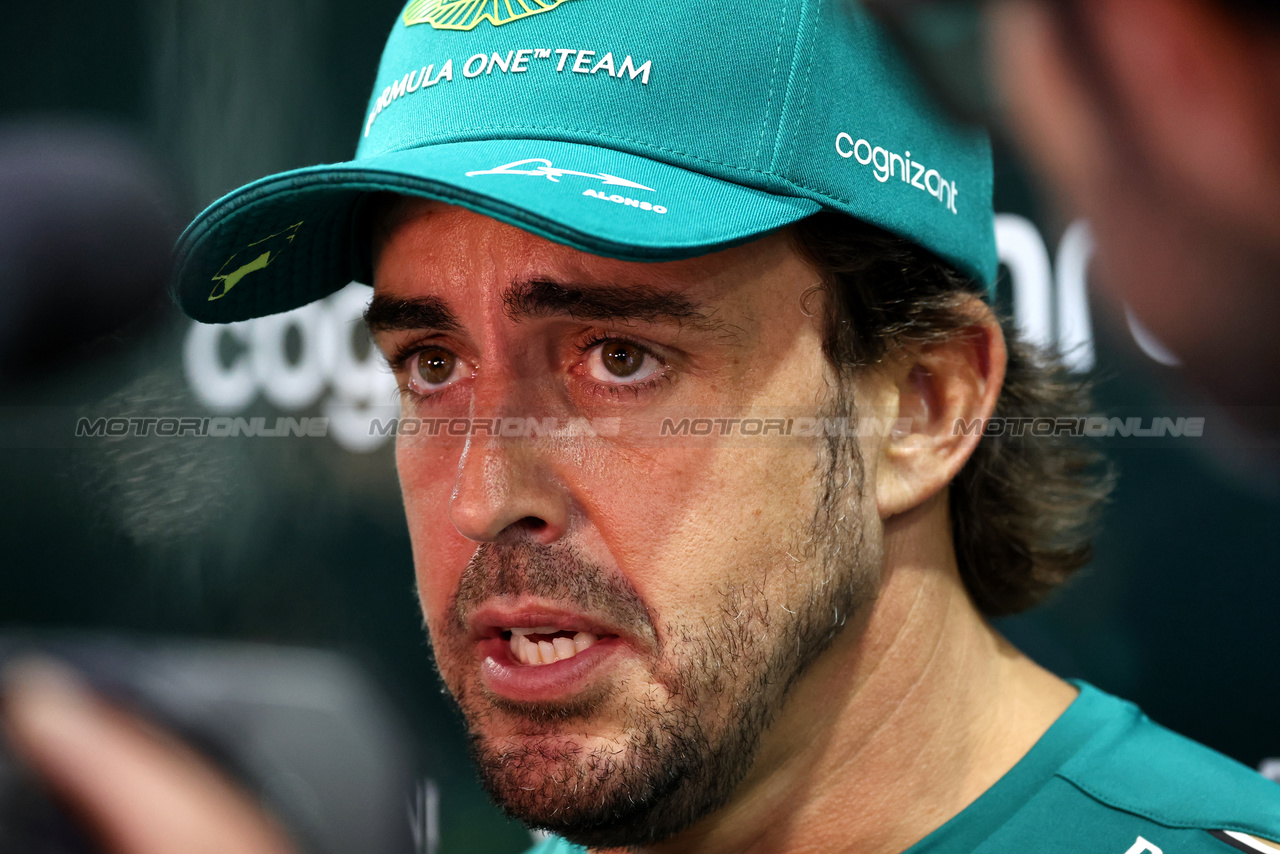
[174,139,822,322]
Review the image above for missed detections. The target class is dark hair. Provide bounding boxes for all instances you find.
[792,212,1112,617]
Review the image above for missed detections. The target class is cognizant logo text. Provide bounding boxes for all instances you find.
[835,133,959,214]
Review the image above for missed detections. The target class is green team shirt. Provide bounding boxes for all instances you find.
[526,682,1280,854]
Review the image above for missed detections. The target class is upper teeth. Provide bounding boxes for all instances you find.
[508,629,598,665]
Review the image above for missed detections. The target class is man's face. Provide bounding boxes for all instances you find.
[371,202,883,846]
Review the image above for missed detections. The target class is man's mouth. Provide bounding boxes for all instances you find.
[507,627,600,665]
[465,604,640,702]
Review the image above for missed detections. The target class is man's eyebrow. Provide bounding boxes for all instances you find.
[503,279,714,328]
[364,295,460,333]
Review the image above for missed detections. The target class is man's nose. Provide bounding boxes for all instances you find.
[448,422,571,546]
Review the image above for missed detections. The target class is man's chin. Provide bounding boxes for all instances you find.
[471,730,638,833]
[468,706,747,850]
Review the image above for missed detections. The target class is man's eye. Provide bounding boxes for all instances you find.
[585,339,661,384]
[407,347,460,394]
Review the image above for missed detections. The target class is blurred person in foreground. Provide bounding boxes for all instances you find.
[987,0,1280,436]
[6,2,1280,854]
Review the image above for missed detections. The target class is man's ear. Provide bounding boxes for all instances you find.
[875,297,1006,520]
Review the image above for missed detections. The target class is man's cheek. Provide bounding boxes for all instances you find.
[565,450,713,587]
[397,438,464,535]
[571,448,782,608]
[396,455,471,628]
[395,434,463,490]
[412,542,464,614]
[401,490,462,588]
[407,514,477,635]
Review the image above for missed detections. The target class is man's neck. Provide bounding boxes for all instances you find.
[633,494,1077,854]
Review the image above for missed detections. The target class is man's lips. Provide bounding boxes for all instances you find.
[465,600,644,702]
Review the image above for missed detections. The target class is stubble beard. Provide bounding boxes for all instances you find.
[434,389,878,848]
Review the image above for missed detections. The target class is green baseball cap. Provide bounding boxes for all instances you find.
[174,0,996,323]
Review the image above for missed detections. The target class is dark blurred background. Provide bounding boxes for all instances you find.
[1,2,1277,852]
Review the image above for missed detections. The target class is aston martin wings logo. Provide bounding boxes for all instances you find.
[208,221,303,302]
[402,0,572,31]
